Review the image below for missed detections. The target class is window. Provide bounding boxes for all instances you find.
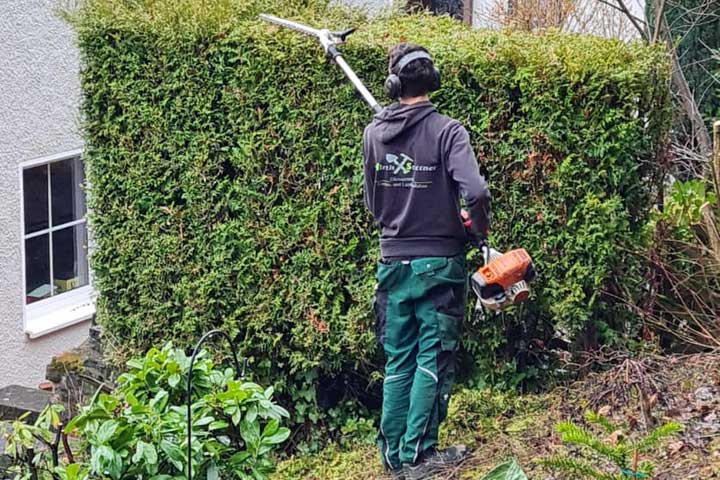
[21,150,94,338]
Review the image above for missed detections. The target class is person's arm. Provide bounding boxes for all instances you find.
[444,123,491,237]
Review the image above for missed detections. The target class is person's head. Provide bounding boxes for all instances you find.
[385,42,440,101]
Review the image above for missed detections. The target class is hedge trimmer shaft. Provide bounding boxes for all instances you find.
[259,14,383,114]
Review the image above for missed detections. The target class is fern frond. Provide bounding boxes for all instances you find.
[556,421,595,445]
[538,455,618,480]
[637,460,655,475]
[633,422,682,452]
[585,411,617,434]
[556,421,626,464]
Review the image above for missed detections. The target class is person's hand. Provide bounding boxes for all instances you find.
[461,209,472,229]
[461,209,486,247]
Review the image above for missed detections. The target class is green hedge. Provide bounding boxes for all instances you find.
[70,0,670,416]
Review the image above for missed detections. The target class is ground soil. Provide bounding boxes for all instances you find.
[275,353,720,479]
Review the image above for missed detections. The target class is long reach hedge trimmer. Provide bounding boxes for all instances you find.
[259,14,383,114]
[258,14,537,312]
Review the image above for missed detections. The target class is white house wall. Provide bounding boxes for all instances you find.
[0,0,90,388]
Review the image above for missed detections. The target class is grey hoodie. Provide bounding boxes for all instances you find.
[362,101,491,258]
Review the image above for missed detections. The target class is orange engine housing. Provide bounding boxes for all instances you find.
[475,249,533,291]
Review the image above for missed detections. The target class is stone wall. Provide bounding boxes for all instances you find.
[45,324,114,418]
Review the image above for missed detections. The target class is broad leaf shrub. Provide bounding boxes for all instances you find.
[3,344,289,479]
[71,344,290,479]
[642,179,720,350]
[68,0,670,428]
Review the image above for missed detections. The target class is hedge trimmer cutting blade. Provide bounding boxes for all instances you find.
[259,14,383,114]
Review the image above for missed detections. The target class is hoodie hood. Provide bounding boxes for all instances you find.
[373,101,436,144]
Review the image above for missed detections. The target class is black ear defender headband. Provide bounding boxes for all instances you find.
[384,50,441,100]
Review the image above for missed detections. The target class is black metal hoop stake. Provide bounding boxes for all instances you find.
[186,329,246,480]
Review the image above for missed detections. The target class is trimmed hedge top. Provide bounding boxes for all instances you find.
[70,0,670,410]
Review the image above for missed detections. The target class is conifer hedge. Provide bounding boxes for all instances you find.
[70,0,670,414]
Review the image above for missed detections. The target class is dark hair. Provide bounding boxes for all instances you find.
[388,42,435,98]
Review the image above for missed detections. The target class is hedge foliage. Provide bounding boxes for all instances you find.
[70,0,670,419]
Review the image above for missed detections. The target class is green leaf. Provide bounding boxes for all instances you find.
[240,419,260,447]
[481,458,528,480]
[168,373,181,388]
[194,416,215,427]
[209,420,229,431]
[232,407,242,426]
[206,461,219,480]
[160,440,185,472]
[262,427,290,445]
[262,419,279,437]
[91,445,123,480]
[229,451,252,465]
[133,440,158,466]
[246,405,258,424]
[95,420,118,444]
[150,389,170,412]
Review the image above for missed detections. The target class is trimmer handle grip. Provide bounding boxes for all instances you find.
[332,27,356,42]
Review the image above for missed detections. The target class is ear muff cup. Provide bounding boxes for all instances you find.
[384,50,442,99]
[384,74,402,100]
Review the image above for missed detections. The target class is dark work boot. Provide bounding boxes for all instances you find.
[388,467,406,480]
[402,445,468,479]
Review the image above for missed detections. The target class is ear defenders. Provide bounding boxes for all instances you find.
[384,50,441,100]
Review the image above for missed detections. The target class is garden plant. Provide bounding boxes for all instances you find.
[539,410,682,479]
[4,343,290,480]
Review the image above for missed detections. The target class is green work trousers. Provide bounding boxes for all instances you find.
[373,254,467,470]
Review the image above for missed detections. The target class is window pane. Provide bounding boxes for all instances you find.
[51,156,86,226]
[25,234,51,304]
[52,223,89,294]
[23,164,49,234]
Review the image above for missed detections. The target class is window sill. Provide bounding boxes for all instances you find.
[25,286,95,339]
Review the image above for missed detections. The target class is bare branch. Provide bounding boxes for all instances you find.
[652,0,666,43]
[610,0,648,38]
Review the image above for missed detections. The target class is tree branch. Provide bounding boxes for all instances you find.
[612,0,648,39]
[652,0,666,44]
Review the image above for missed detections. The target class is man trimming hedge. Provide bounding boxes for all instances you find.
[363,42,491,479]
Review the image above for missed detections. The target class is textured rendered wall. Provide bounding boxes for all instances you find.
[0,0,89,388]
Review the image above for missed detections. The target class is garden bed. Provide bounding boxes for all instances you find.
[275,353,720,479]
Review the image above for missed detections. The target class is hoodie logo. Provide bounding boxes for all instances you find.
[375,153,437,176]
[387,153,413,175]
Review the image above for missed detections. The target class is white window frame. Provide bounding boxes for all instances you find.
[19,148,95,339]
